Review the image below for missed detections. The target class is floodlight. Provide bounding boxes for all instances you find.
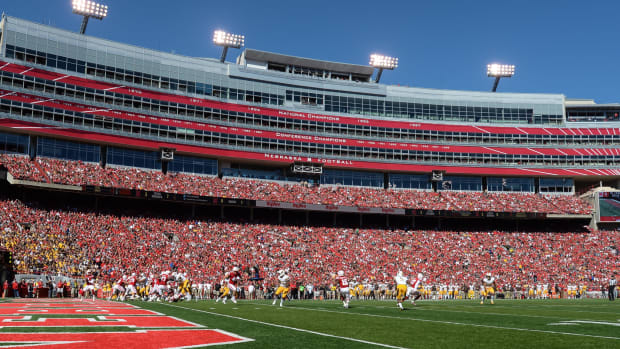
[487,64,515,78]
[213,30,245,62]
[213,31,245,48]
[369,54,399,70]
[487,63,515,92]
[72,0,108,34]
[369,54,399,83]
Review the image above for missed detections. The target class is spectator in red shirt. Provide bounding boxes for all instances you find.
[12,280,19,298]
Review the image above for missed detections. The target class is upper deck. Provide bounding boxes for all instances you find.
[0,15,574,127]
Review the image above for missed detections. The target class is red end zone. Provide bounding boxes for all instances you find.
[0,299,254,347]
[0,330,253,348]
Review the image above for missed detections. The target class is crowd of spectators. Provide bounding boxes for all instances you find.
[0,154,593,215]
[0,197,616,292]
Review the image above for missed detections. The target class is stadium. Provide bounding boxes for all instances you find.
[0,1,618,348]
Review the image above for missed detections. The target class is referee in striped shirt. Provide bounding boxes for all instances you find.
[609,274,617,301]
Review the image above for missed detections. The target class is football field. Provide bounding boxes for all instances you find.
[0,298,618,348]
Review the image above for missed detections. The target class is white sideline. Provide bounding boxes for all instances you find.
[160,303,408,349]
[248,302,620,341]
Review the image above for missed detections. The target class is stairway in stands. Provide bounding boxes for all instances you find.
[32,159,52,184]
[108,167,122,188]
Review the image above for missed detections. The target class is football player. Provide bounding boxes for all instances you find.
[81,270,97,302]
[407,273,424,306]
[228,267,241,304]
[125,273,138,300]
[178,272,191,301]
[215,272,231,304]
[481,273,497,305]
[394,271,408,310]
[334,270,351,308]
[272,269,290,307]
[111,275,126,301]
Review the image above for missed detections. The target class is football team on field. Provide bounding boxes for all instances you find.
[80,266,595,310]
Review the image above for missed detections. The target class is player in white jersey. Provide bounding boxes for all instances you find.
[394,271,408,310]
[272,269,291,307]
[542,284,548,299]
[407,273,424,306]
[480,273,497,305]
[366,282,375,300]
[215,272,232,304]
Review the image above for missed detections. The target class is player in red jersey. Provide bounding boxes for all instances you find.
[407,273,425,306]
[80,270,97,301]
[147,274,160,301]
[125,273,138,300]
[334,270,351,308]
[111,275,126,301]
[227,266,241,304]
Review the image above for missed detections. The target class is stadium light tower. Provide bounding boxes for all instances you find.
[369,54,398,83]
[72,0,108,34]
[213,30,245,63]
[487,63,515,92]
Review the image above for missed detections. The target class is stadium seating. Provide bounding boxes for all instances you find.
[0,198,615,290]
[0,154,593,214]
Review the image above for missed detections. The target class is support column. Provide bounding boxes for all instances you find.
[29,136,37,160]
[250,207,254,221]
[305,211,310,225]
[333,213,337,227]
[278,209,282,224]
[220,206,225,219]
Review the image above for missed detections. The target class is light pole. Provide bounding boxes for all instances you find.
[369,54,398,83]
[72,0,108,34]
[213,30,245,63]
[487,63,515,92]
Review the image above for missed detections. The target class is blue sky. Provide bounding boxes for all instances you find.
[2,1,619,103]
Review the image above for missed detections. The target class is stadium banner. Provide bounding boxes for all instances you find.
[255,200,406,215]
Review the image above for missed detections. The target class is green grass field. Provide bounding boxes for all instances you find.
[137,298,619,348]
[1,298,618,348]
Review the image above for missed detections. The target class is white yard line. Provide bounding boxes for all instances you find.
[161,303,408,349]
